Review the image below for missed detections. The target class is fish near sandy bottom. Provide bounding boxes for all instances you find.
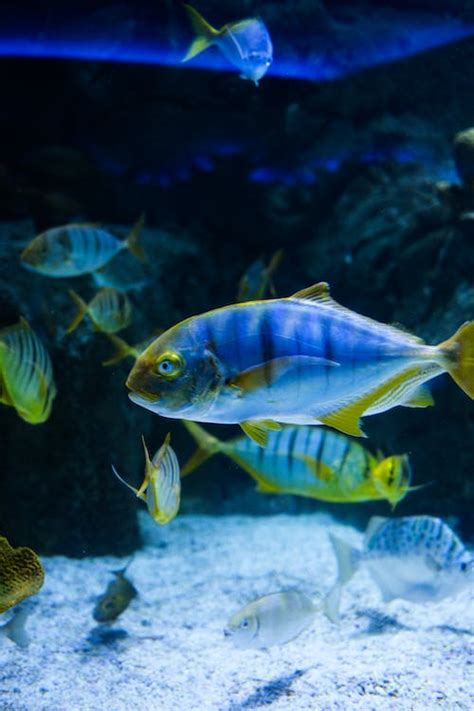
[225,591,318,649]
[20,213,145,277]
[325,516,474,622]
[182,421,413,508]
[126,282,474,445]
[112,434,181,525]
[93,567,138,623]
[0,318,56,424]
[0,536,44,614]
[66,287,133,334]
[182,4,273,84]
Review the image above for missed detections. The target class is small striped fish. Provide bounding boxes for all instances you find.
[21,214,145,277]
[66,288,132,334]
[182,422,412,506]
[0,318,56,424]
[112,434,180,525]
[325,516,474,621]
[126,281,474,444]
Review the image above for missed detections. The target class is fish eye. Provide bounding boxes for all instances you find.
[240,617,250,629]
[155,352,184,379]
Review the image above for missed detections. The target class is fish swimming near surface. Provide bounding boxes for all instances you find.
[225,591,318,649]
[182,421,413,508]
[0,536,44,614]
[0,318,56,424]
[93,565,138,623]
[20,213,145,277]
[66,287,133,334]
[182,4,273,85]
[112,434,181,525]
[237,249,283,302]
[126,282,474,446]
[325,515,474,622]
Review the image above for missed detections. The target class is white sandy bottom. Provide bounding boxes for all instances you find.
[0,513,472,711]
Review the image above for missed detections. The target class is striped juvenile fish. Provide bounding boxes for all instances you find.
[126,282,474,445]
[182,422,413,507]
[325,516,474,621]
[0,318,56,424]
[112,434,180,525]
[21,214,145,277]
[66,288,132,334]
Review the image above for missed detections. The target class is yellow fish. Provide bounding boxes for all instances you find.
[112,434,181,525]
[182,422,413,507]
[0,318,56,424]
[67,287,132,334]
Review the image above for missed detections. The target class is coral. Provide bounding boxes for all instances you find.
[0,536,44,613]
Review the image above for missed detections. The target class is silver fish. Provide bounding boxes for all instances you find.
[183,5,273,85]
[325,516,474,621]
[225,591,318,648]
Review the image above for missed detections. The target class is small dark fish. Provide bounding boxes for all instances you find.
[93,567,138,623]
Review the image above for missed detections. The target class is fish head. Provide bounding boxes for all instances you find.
[224,19,273,84]
[21,228,70,274]
[224,608,259,648]
[371,454,411,507]
[126,319,223,418]
[240,51,272,84]
[20,233,50,271]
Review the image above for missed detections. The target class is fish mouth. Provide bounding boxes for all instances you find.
[128,392,159,408]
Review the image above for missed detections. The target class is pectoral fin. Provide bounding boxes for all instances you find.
[294,453,334,482]
[401,384,434,408]
[240,420,280,447]
[229,355,340,394]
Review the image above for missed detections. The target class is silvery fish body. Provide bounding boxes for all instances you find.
[0,319,56,424]
[225,591,317,649]
[216,19,273,84]
[21,225,125,277]
[362,516,474,603]
[126,282,473,440]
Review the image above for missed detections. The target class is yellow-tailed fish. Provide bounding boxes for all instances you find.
[182,422,412,507]
[0,536,45,614]
[93,565,138,623]
[237,249,283,302]
[101,333,158,366]
[126,281,474,446]
[21,213,145,277]
[225,591,318,649]
[0,318,56,424]
[324,516,474,622]
[66,287,132,334]
[182,4,273,85]
[112,434,180,525]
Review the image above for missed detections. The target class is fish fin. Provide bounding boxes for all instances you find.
[425,554,443,573]
[438,321,474,399]
[126,213,146,261]
[255,479,279,493]
[240,421,270,447]
[66,290,88,334]
[328,532,361,585]
[102,334,135,366]
[111,464,139,497]
[0,607,30,648]
[318,408,366,438]
[182,4,219,61]
[401,384,434,408]
[364,516,388,542]
[229,355,339,394]
[293,453,334,482]
[181,421,221,477]
[323,583,343,624]
[137,434,157,499]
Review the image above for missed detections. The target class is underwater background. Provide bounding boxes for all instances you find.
[1,1,473,709]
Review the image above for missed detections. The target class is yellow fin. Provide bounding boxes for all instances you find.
[255,479,280,493]
[126,213,146,261]
[438,321,474,399]
[402,384,434,408]
[294,454,334,482]
[229,355,339,394]
[102,334,137,366]
[290,281,333,304]
[240,421,271,447]
[66,290,89,334]
[182,4,219,62]
[181,421,221,477]
[319,409,366,438]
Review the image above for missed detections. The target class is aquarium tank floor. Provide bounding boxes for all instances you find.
[0,513,472,711]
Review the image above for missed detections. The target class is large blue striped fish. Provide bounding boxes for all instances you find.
[126,282,474,444]
[20,214,145,277]
[182,422,412,507]
[0,318,56,424]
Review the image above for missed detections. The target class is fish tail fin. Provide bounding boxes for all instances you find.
[66,290,88,333]
[322,583,343,624]
[1,607,30,648]
[182,4,219,62]
[181,421,221,477]
[438,321,474,399]
[102,334,135,366]
[328,532,360,586]
[126,213,146,262]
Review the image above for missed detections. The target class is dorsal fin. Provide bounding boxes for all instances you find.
[365,516,388,542]
[290,282,336,305]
